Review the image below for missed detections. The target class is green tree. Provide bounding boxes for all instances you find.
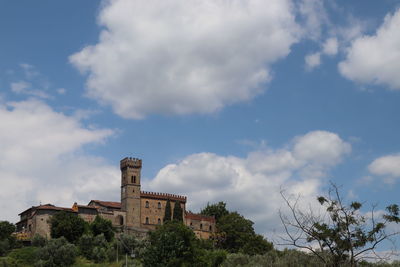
[201,202,229,221]
[280,184,400,267]
[35,237,77,267]
[164,199,172,222]
[217,212,272,255]
[0,221,15,240]
[173,200,183,222]
[90,215,114,242]
[50,211,87,243]
[32,234,47,247]
[142,221,199,267]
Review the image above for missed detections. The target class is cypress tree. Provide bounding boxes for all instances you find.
[163,199,172,222]
[173,200,183,222]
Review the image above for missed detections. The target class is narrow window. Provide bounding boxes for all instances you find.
[158,218,161,225]
[200,224,203,230]
[145,201,149,208]
[119,216,124,225]
[209,225,212,231]
[134,176,136,183]
[131,176,134,183]
[145,217,149,224]
[158,202,161,209]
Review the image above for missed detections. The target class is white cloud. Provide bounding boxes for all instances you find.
[10,80,49,99]
[70,0,301,119]
[322,37,338,56]
[305,52,321,69]
[57,88,66,95]
[297,0,328,40]
[368,154,400,183]
[339,9,400,90]
[0,99,118,222]
[304,37,338,70]
[148,130,351,236]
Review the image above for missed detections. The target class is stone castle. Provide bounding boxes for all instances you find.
[16,157,215,239]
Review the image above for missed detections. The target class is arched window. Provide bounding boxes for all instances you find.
[158,202,161,209]
[118,216,124,225]
[145,217,149,224]
[158,218,161,225]
[200,224,203,230]
[145,201,149,208]
[209,225,212,231]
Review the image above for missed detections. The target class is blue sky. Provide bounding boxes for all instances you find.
[1,0,400,247]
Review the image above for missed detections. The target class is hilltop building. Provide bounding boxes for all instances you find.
[15,157,215,240]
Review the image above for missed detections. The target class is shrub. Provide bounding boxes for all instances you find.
[35,237,77,267]
[90,216,114,242]
[31,234,47,247]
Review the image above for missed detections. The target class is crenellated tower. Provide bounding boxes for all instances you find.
[120,157,142,228]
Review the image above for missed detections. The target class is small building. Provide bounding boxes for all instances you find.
[15,157,215,239]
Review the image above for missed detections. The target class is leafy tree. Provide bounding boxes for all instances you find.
[164,199,172,222]
[50,211,88,243]
[216,212,272,255]
[90,215,114,242]
[173,200,183,222]
[78,233,110,263]
[0,221,20,256]
[142,221,199,267]
[280,183,400,266]
[0,221,15,240]
[32,234,47,247]
[201,202,229,221]
[35,237,77,267]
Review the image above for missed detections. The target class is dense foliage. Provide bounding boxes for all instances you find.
[142,221,199,266]
[173,200,183,222]
[90,215,114,242]
[164,199,172,222]
[36,237,78,267]
[201,201,273,255]
[50,211,88,243]
[0,221,19,256]
[201,202,229,221]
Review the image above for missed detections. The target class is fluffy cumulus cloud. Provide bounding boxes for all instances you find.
[148,130,351,236]
[339,9,400,90]
[0,99,119,222]
[368,154,400,184]
[70,0,301,119]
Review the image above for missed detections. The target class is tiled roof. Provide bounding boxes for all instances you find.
[18,204,75,215]
[185,212,216,223]
[90,200,121,209]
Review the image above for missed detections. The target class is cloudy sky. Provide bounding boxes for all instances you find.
[1,0,400,242]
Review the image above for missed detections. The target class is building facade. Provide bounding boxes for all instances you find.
[16,157,215,240]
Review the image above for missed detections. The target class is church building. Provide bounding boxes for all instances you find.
[15,157,215,240]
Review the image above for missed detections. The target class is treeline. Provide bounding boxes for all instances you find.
[1,196,400,266]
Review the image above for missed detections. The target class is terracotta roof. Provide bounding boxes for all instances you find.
[36,204,75,212]
[90,200,121,209]
[185,212,216,223]
[141,191,187,202]
[18,204,75,215]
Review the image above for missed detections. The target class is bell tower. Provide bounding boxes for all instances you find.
[120,157,142,228]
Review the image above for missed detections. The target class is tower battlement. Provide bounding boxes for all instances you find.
[120,157,142,170]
